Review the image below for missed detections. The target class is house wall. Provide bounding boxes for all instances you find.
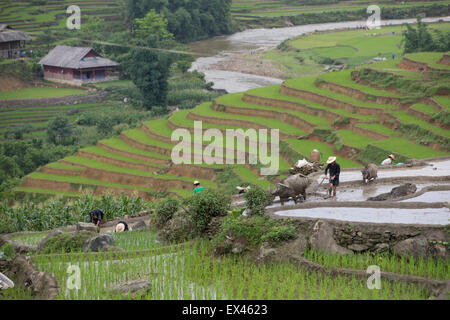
[0,40,21,59]
[43,65,75,81]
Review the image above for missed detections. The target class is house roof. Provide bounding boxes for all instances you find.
[0,25,32,42]
[38,45,119,69]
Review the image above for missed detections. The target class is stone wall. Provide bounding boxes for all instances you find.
[0,91,108,109]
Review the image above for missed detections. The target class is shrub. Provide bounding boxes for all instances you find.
[244,185,272,215]
[261,224,297,244]
[213,214,297,251]
[40,231,95,254]
[154,196,181,227]
[184,189,231,234]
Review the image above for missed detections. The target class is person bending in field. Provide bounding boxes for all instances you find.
[381,154,395,166]
[324,156,340,198]
[89,209,104,227]
[115,221,129,233]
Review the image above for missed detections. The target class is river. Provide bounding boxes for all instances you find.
[189,16,450,93]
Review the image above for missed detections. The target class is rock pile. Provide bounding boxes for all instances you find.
[289,161,323,176]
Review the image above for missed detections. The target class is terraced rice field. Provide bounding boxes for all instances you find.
[0,0,121,33]
[16,51,450,200]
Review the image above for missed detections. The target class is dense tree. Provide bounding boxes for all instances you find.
[47,117,78,146]
[123,0,232,42]
[135,9,173,41]
[403,16,450,53]
[123,37,173,111]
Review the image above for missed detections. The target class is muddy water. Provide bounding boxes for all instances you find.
[189,17,450,92]
[401,190,450,203]
[273,207,450,225]
[332,160,450,183]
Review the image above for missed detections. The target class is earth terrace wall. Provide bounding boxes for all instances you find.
[62,163,194,190]
[216,103,314,136]
[40,166,84,177]
[21,177,152,200]
[316,79,405,107]
[408,107,431,122]
[242,93,338,123]
[0,91,108,109]
[77,150,161,173]
[305,135,362,164]
[212,103,307,137]
[279,84,383,116]
[170,112,295,168]
[427,97,443,112]
[351,125,389,140]
[119,133,171,156]
[167,113,259,163]
[97,141,168,165]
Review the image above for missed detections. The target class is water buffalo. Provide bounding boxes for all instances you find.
[269,173,312,205]
[361,163,378,184]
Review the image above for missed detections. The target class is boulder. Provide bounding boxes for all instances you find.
[76,222,98,233]
[82,234,115,253]
[255,234,308,264]
[37,230,64,252]
[367,183,417,201]
[131,220,147,231]
[431,243,448,259]
[393,236,429,258]
[6,256,59,299]
[113,279,151,298]
[309,221,352,255]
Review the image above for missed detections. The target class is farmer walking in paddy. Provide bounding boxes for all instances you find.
[324,156,340,198]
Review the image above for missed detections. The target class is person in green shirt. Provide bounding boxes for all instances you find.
[193,181,204,194]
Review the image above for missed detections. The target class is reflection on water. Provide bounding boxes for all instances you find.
[274,207,450,225]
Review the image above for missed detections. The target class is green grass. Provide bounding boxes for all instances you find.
[94,80,134,89]
[9,231,50,246]
[338,129,379,149]
[411,104,437,115]
[0,87,88,100]
[371,137,449,158]
[286,138,362,168]
[233,167,274,189]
